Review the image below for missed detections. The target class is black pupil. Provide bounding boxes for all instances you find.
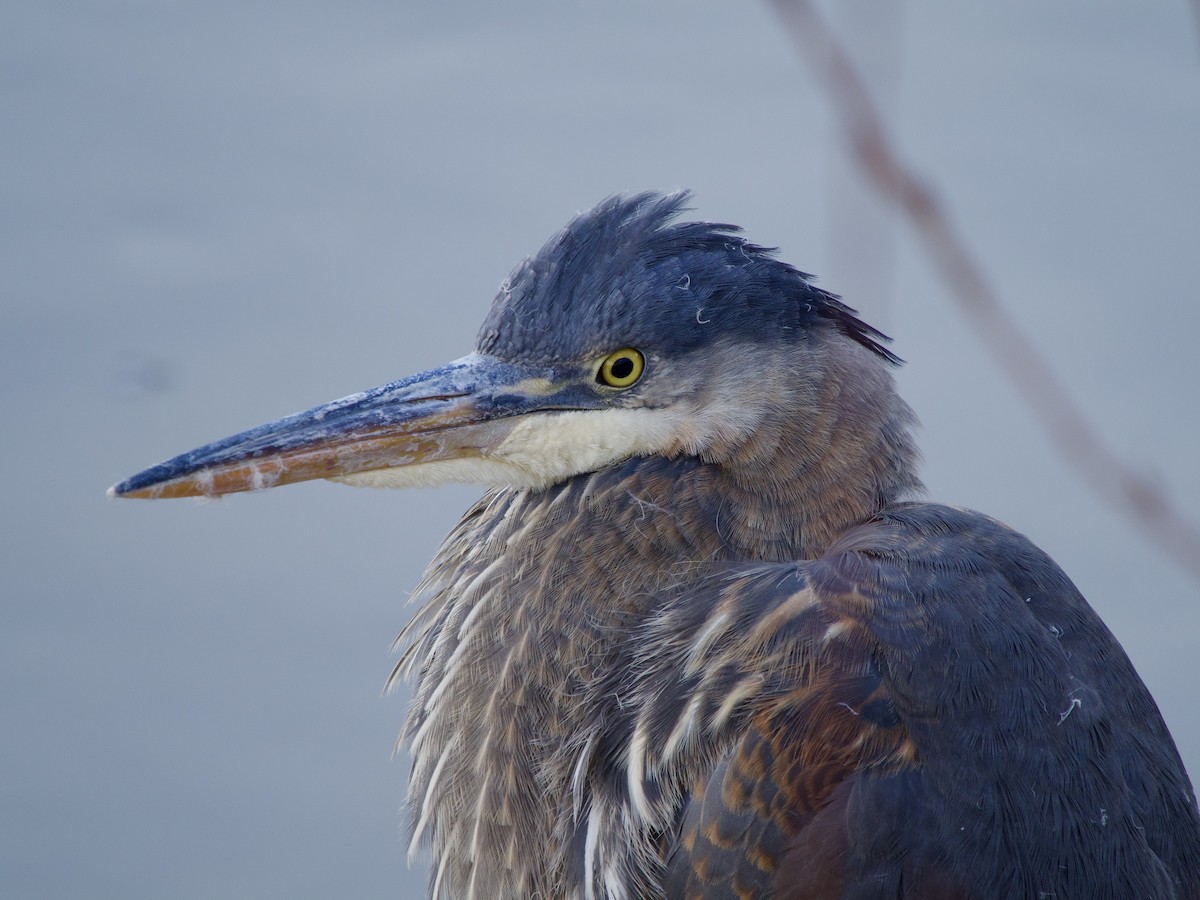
[610,356,634,380]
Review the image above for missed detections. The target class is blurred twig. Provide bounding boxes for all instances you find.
[1192,0,1200,59]
[769,0,1200,583]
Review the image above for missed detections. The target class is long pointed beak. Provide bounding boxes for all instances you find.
[109,354,584,500]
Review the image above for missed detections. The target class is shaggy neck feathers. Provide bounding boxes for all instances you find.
[398,334,920,898]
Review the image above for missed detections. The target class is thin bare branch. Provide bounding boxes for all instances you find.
[769,0,1200,582]
[1191,0,1200,60]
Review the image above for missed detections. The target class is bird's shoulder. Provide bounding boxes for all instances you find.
[650,502,1200,899]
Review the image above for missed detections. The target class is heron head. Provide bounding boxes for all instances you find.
[110,192,899,500]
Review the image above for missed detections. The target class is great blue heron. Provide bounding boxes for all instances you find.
[112,192,1200,898]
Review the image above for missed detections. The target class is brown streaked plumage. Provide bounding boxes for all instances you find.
[111,193,1200,898]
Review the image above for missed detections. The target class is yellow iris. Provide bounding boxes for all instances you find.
[597,348,645,388]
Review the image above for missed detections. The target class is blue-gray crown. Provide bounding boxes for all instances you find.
[476,191,899,365]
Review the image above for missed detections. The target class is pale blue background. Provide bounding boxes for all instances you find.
[4,2,1198,897]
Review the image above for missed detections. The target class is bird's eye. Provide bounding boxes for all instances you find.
[597,348,645,388]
